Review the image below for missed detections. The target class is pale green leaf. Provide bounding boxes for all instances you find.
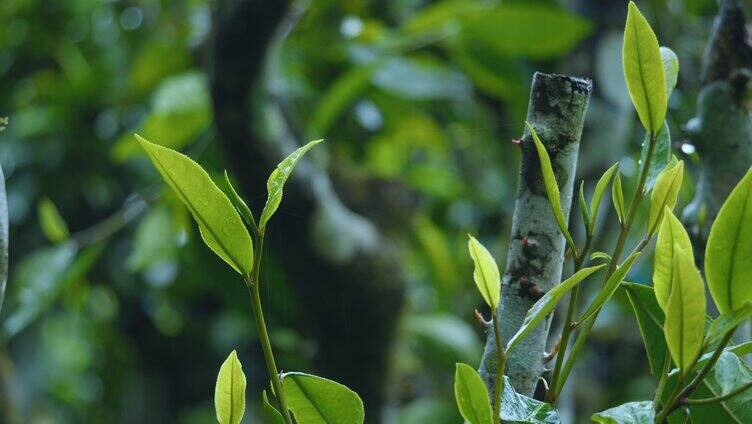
[136,135,253,275]
[259,140,323,232]
[590,163,619,231]
[507,265,605,352]
[214,350,247,424]
[591,401,654,423]
[262,390,286,424]
[653,208,693,311]
[579,252,641,323]
[705,167,752,314]
[612,172,625,223]
[706,301,752,348]
[222,171,256,229]
[647,160,684,235]
[660,47,679,97]
[527,123,575,250]
[467,235,501,310]
[664,246,706,375]
[579,181,591,235]
[282,372,365,424]
[38,197,69,244]
[622,1,667,134]
[590,251,612,262]
[454,363,493,424]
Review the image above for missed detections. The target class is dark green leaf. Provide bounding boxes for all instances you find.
[500,376,561,423]
[591,401,654,423]
[262,390,286,424]
[639,122,671,191]
[706,302,752,348]
[622,282,668,378]
[222,171,256,230]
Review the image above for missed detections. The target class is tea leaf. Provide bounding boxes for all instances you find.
[214,350,247,424]
[612,172,625,223]
[647,161,683,235]
[664,246,705,375]
[653,208,692,311]
[454,363,494,424]
[467,235,501,310]
[136,135,254,275]
[259,139,323,232]
[262,390,286,424]
[507,265,605,352]
[623,1,667,134]
[282,372,365,424]
[705,168,752,314]
[527,123,575,250]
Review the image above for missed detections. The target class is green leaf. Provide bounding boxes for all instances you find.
[579,252,641,323]
[282,372,365,424]
[653,208,693,311]
[460,4,591,60]
[590,163,619,231]
[590,251,612,262]
[612,172,625,224]
[500,376,561,423]
[664,246,706,376]
[648,161,684,235]
[259,140,323,232]
[454,363,493,424]
[706,301,752,348]
[262,390,286,424]
[527,123,575,251]
[622,1,668,134]
[579,181,591,235]
[702,352,752,422]
[639,122,671,191]
[660,47,679,97]
[705,168,752,314]
[591,401,654,423]
[507,265,605,351]
[214,350,247,424]
[38,198,70,243]
[222,171,256,230]
[136,135,253,275]
[622,282,669,378]
[467,235,501,310]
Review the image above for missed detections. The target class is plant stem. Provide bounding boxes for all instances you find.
[552,133,658,399]
[492,313,506,424]
[683,380,752,405]
[656,330,735,422]
[244,235,294,424]
[546,235,591,403]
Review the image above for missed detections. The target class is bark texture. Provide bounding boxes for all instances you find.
[479,73,592,397]
[683,0,752,257]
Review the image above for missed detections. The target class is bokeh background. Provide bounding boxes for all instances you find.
[0,0,734,422]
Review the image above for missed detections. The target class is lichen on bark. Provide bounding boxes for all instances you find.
[479,72,592,397]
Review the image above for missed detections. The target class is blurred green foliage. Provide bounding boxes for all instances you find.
[0,0,729,422]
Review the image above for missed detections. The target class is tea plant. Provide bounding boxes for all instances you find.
[136,135,364,423]
[454,2,752,423]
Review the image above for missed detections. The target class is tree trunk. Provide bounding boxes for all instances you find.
[479,72,592,397]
